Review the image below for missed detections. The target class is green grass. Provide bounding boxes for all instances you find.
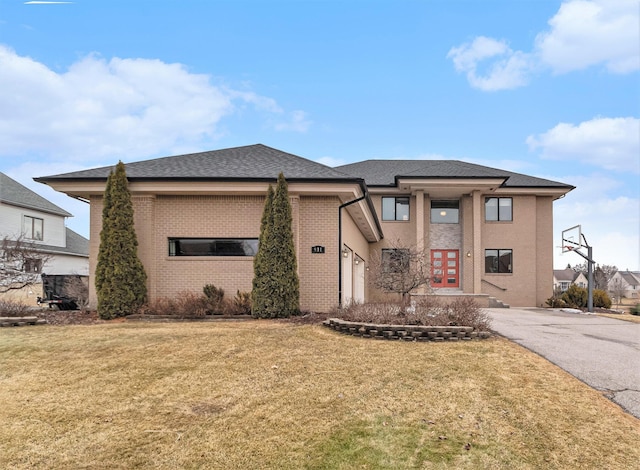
[1,321,638,469]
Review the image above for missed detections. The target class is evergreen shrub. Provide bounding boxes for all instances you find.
[561,284,587,309]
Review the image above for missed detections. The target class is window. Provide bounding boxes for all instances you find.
[169,238,259,257]
[485,249,512,273]
[24,216,43,240]
[431,200,459,223]
[485,197,512,221]
[382,197,409,221]
[382,249,409,273]
[559,281,570,291]
[23,258,42,273]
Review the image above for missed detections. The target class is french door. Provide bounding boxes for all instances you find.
[431,249,459,288]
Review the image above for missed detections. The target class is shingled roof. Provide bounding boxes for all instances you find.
[35,144,357,183]
[36,228,89,257]
[0,172,72,217]
[336,160,574,189]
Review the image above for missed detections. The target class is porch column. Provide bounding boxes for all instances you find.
[472,190,482,293]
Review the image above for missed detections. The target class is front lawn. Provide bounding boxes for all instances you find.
[1,321,638,469]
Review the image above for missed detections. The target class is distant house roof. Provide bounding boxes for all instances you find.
[336,160,574,189]
[0,172,72,217]
[553,268,581,282]
[619,271,640,287]
[35,144,358,184]
[40,228,89,257]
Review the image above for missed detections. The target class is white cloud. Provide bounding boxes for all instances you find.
[535,0,640,74]
[0,45,308,164]
[447,36,533,91]
[448,0,639,90]
[526,117,640,173]
[554,189,639,270]
[273,110,312,133]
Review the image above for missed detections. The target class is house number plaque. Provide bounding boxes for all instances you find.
[311,245,325,254]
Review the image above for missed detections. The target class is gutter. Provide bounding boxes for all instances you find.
[338,183,383,307]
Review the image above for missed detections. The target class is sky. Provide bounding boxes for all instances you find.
[0,0,638,271]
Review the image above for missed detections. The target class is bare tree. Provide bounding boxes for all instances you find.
[0,234,51,293]
[608,277,626,308]
[368,240,431,303]
[63,275,90,311]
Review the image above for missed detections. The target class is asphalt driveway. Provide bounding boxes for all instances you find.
[485,308,640,419]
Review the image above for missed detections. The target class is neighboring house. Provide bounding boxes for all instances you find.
[608,270,640,299]
[35,144,574,311]
[553,268,588,292]
[0,172,89,303]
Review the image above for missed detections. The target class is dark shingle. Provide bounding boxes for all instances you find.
[336,160,574,189]
[0,172,72,217]
[34,228,89,257]
[36,144,356,183]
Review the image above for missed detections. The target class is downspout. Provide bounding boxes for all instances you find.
[338,194,366,308]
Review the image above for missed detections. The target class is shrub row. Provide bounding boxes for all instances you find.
[138,285,251,317]
[338,297,491,331]
[546,285,612,309]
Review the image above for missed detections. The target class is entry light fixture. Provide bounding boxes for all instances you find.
[354,259,360,265]
[343,249,349,258]
[466,250,472,257]
[440,211,447,216]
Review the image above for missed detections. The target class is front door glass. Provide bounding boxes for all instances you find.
[431,250,459,288]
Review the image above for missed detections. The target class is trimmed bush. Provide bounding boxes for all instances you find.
[0,300,30,317]
[630,304,640,316]
[562,284,587,309]
[339,297,491,331]
[234,290,252,315]
[593,289,612,309]
[203,284,226,314]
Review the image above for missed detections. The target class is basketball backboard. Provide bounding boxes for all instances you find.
[561,225,582,253]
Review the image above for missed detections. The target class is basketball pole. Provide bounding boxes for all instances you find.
[566,237,594,313]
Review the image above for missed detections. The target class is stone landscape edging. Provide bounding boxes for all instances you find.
[322,318,491,341]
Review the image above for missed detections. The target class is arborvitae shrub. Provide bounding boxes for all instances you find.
[252,174,300,318]
[96,161,147,319]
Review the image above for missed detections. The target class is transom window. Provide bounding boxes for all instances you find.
[23,216,43,240]
[485,249,513,273]
[485,197,512,221]
[431,200,459,224]
[169,238,258,257]
[382,248,409,273]
[382,197,410,221]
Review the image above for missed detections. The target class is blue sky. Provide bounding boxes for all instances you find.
[0,0,638,270]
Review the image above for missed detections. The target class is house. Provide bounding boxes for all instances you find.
[0,172,89,303]
[35,144,574,311]
[553,268,588,292]
[608,270,640,299]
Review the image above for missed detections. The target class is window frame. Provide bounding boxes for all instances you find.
[381,196,410,221]
[23,258,43,274]
[485,197,513,222]
[484,249,513,274]
[430,200,459,224]
[168,238,259,257]
[23,215,44,241]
